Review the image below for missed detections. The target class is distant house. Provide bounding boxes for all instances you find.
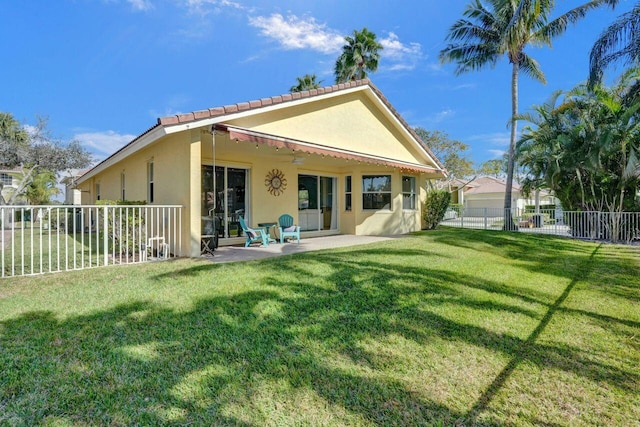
[75,79,447,257]
[60,169,94,205]
[0,168,25,205]
[450,176,556,211]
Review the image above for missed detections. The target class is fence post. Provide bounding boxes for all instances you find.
[103,206,109,266]
[484,208,488,230]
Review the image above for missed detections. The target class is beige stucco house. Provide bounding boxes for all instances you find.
[76,80,446,257]
[451,176,556,210]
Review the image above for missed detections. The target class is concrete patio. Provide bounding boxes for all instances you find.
[204,234,402,263]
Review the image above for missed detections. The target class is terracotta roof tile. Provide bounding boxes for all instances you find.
[193,110,211,119]
[223,104,238,113]
[158,116,179,125]
[249,100,262,108]
[209,107,225,116]
[177,112,195,122]
[237,102,251,111]
[260,97,273,106]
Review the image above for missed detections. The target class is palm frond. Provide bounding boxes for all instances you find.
[519,53,546,83]
[589,3,640,86]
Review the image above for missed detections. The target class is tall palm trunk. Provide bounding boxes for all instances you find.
[503,61,519,231]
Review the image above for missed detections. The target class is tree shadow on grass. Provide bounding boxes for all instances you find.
[2,233,637,425]
[0,294,468,425]
[429,229,640,302]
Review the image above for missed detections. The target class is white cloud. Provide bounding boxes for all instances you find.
[248,14,344,54]
[380,32,421,60]
[467,132,512,146]
[431,108,454,124]
[379,32,422,72]
[184,0,248,16]
[488,149,506,158]
[74,130,136,159]
[127,0,153,11]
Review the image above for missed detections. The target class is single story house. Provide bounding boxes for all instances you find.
[450,176,556,211]
[76,79,446,257]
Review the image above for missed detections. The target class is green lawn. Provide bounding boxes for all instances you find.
[1,229,638,426]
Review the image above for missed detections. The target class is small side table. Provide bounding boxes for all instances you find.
[201,235,217,256]
[257,222,278,243]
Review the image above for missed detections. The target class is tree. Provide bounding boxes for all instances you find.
[290,74,323,92]
[25,171,61,205]
[0,112,92,206]
[334,27,383,83]
[516,74,640,240]
[414,128,474,179]
[440,0,619,230]
[589,2,640,87]
[477,158,506,178]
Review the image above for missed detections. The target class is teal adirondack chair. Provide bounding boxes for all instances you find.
[278,214,301,244]
[238,217,270,247]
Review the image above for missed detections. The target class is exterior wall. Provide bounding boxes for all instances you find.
[353,166,423,235]
[465,193,520,211]
[77,132,194,256]
[65,187,81,205]
[227,92,428,166]
[76,89,443,256]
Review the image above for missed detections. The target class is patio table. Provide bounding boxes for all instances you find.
[257,222,278,243]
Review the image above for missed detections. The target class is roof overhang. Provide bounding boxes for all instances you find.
[76,80,446,184]
[216,125,443,176]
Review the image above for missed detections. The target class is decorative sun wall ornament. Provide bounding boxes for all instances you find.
[265,169,287,196]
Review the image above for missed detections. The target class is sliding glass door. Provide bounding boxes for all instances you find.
[298,174,337,231]
[202,165,248,238]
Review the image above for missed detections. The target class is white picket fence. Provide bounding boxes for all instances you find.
[1,205,183,278]
[441,207,640,244]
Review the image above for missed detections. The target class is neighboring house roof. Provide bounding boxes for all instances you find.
[60,168,92,186]
[78,79,445,184]
[464,176,522,195]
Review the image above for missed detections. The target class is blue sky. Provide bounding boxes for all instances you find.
[1,0,634,167]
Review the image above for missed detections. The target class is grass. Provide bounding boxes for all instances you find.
[0,228,638,426]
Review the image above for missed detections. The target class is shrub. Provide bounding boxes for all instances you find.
[96,200,147,257]
[423,189,451,230]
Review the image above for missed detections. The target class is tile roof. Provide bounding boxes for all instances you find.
[157,81,371,126]
[79,79,445,182]
[156,78,444,171]
[464,176,522,195]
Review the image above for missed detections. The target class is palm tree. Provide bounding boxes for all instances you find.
[440,0,618,230]
[589,2,640,87]
[334,27,383,83]
[25,171,61,205]
[517,76,640,240]
[290,74,323,93]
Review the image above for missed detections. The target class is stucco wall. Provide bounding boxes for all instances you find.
[76,88,442,256]
[77,132,194,256]
[227,91,429,166]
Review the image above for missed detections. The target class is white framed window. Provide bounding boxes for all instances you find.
[362,175,391,210]
[147,160,154,203]
[0,173,12,186]
[345,175,352,211]
[120,171,126,201]
[402,176,416,210]
[96,183,101,201]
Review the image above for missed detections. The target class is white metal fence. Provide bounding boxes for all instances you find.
[441,206,640,244]
[1,205,183,278]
